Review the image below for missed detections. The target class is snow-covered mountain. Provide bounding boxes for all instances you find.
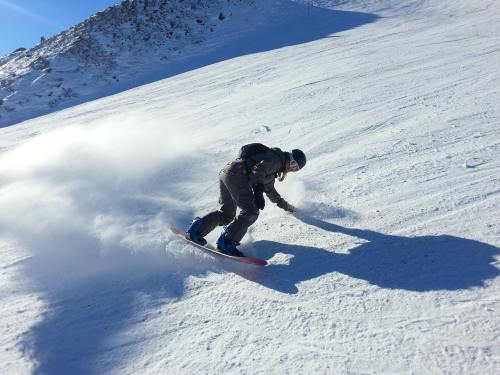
[0,0,499,374]
[0,0,263,127]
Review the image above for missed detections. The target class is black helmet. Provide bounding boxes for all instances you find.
[291,149,306,170]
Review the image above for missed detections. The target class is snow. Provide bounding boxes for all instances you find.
[1,0,499,374]
[0,0,265,127]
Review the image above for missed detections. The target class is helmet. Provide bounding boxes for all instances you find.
[291,149,306,170]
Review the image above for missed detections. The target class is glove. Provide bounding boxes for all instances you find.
[278,199,295,213]
[253,184,265,210]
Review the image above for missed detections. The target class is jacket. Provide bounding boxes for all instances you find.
[245,148,290,208]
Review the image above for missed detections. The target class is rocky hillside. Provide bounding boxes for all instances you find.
[0,0,257,127]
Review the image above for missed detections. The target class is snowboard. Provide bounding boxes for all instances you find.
[170,227,267,266]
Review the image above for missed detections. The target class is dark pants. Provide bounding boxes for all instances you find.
[198,161,259,243]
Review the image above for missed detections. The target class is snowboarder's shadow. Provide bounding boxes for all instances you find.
[242,214,500,294]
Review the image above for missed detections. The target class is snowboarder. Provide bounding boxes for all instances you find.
[186,143,306,256]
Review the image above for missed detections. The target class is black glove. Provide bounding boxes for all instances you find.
[253,184,265,210]
[278,199,295,213]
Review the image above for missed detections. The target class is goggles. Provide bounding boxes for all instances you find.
[289,154,300,172]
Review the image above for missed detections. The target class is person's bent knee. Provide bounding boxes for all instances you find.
[250,211,259,224]
[242,209,259,225]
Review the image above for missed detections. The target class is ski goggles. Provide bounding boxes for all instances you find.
[289,154,300,172]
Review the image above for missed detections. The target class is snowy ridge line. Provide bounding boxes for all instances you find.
[0,0,259,127]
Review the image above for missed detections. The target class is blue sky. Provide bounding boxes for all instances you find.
[0,0,119,56]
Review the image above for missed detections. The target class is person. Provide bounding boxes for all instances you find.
[186,143,306,256]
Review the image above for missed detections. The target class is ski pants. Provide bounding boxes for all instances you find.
[198,162,259,243]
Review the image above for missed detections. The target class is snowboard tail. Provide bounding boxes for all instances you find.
[170,227,267,266]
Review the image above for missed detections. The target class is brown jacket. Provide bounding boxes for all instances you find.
[222,148,291,209]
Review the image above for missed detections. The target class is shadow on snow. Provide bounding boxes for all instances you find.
[242,213,500,294]
[21,253,215,375]
[157,3,379,78]
[2,2,379,127]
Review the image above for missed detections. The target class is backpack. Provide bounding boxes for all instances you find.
[237,143,271,161]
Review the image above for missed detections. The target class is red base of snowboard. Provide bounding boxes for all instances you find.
[170,227,267,266]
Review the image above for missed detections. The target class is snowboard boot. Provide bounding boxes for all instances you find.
[217,227,244,257]
[186,217,207,246]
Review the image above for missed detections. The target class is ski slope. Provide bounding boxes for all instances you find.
[1,0,499,374]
